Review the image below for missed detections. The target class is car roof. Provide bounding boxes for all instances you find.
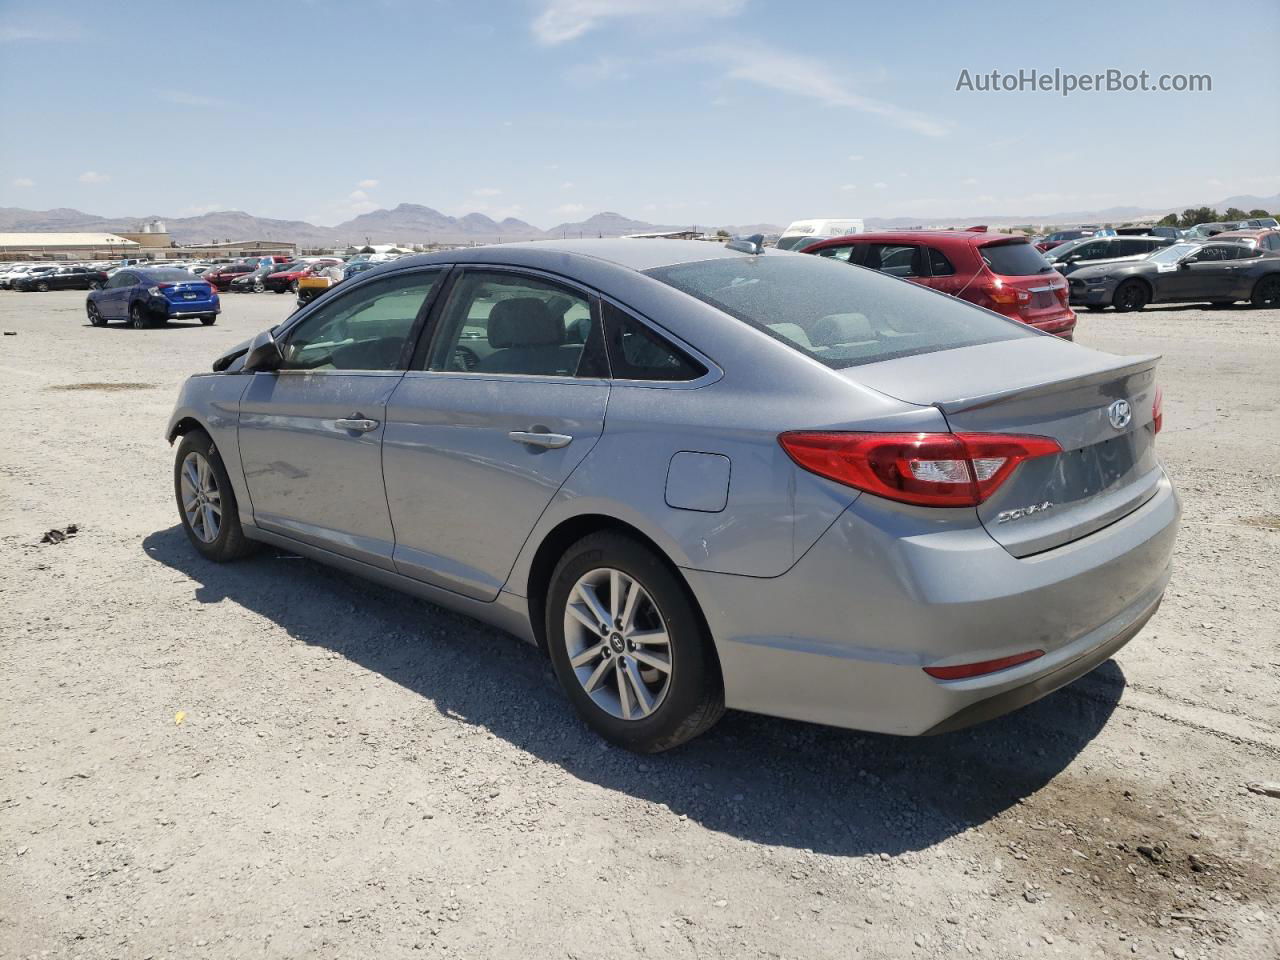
[806,230,1030,250]
[1211,229,1270,239]
[390,238,770,273]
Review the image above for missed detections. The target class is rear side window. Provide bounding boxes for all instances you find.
[601,302,706,381]
[646,255,1037,369]
[979,241,1051,276]
[813,245,855,262]
[863,244,926,278]
[925,247,956,276]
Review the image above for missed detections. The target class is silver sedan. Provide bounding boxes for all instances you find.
[167,239,1179,752]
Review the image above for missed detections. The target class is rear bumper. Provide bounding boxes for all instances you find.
[686,472,1179,736]
[150,295,219,317]
[1027,310,1077,337]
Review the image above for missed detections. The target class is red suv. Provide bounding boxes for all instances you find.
[203,262,257,291]
[803,231,1075,338]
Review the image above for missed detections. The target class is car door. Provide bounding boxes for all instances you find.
[1164,244,1231,300]
[381,267,609,601]
[99,271,135,318]
[916,245,963,296]
[235,268,445,569]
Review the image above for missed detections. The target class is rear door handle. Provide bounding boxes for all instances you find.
[335,417,379,433]
[508,430,572,449]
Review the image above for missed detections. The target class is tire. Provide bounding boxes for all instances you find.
[289,280,299,293]
[1112,279,1149,313]
[1085,305,1104,312]
[129,302,151,329]
[200,315,217,326]
[86,302,106,327]
[274,286,286,294]
[173,430,258,562]
[545,531,724,752]
[1252,276,1280,309]
[36,281,49,292]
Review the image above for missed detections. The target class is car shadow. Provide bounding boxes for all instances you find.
[142,525,1125,857]
[84,320,211,331]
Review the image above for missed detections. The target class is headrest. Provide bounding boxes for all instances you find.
[487,298,564,348]
[767,322,813,349]
[810,313,874,346]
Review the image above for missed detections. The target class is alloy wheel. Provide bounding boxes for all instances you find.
[562,568,673,721]
[180,451,222,544]
[1258,278,1280,308]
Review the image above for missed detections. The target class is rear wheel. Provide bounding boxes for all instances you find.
[1252,276,1280,309]
[200,315,217,326]
[86,302,106,327]
[174,431,258,562]
[129,303,151,329]
[1112,279,1149,312]
[545,532,724,752]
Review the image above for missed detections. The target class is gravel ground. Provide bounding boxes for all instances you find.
[1,290,1277,960]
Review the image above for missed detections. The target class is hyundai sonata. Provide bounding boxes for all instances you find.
[167,240,1179,752]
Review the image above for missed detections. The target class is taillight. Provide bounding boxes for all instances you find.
[1054,284,1070,306]
[777,431,1062,507]
[1152,386,1163,435]
[981,280,1031,306]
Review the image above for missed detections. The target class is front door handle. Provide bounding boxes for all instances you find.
[335,417,379,433]
[508,430,572,449]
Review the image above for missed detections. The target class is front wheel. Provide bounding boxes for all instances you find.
[545,532,724,752]
[1112,280,1149,312]
[174,431,258,562]
[86,302,106,327]
[1252,276,1280,309]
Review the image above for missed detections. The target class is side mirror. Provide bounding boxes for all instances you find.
[243,329,283,372]
[1179,260,1192,269]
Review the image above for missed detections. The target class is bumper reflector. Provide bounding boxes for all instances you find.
[923,650,1045,681]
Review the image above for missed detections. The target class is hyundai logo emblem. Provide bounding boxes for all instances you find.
[1107,399,1132,430]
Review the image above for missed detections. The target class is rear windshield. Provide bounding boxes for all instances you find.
[140,269,199,281]
[773,235,811,251]
[645,255,1038,369]
[978,241,1052,276]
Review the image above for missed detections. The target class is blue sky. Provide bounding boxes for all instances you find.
[1,0,1277,227]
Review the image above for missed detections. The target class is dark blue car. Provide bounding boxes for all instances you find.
[86,267,220,329]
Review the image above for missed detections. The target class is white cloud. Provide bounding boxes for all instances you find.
[1206,177,1223,187]
[79,171,109,184]
[873,181,887,190]
[11,177,34,188]
[357,179,379,189]
[348,189,370,202]
[473,187,502,197]
[561,181,575,190]
[532,0,743,44]
[554,203,586,215]
[962,177,978,186]
[848,154,864,161]
[840,184,856,192]
[692,40,948,138]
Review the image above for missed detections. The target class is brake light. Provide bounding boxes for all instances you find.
[1054,283,1070,306]
[777,431,1062,507]
[1152,386,1163,435]
[981,280,1031,306]
[924,649,1044,680]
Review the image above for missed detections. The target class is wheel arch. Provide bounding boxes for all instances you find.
[1115,274,1154,301]
[167,415,209,445]
[524,513,718,679]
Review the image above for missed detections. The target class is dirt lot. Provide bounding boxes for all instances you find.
[1,289,1277,960]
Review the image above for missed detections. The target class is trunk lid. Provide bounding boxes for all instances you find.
[846,338,1162,556]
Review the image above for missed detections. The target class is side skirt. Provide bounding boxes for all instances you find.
[243,524,537,646]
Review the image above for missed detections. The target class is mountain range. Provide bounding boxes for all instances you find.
[1,193,1275,248]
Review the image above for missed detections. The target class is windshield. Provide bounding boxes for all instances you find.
[1045,238,1089,259]
[645,255,1038,369]
[979,241,1052,275]
[1149,243,1198,265]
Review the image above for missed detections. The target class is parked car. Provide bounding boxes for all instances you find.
[1115,226,1184,240]
[1183,222,1241,240]
[203,262,258,291]
[1034,229,1093,252]
[295,262,347,305]
[804,231,1076,338]
[1238,217,1279,230]
[165,239,1177,752]
[1,264,57,289]
[774,218,864,251]
[262,258,342,294]
[1067,241,1280,311]
[14,265,109,291]
[229,263,283,293]
[86,267,220,328]
[1044,235,1175,275]
[1206,229,1280,253]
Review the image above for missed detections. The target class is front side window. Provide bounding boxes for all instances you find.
[428,271,595,377]
[647,254,1037,369]
[601,302,706,381]
[279,269,440,371]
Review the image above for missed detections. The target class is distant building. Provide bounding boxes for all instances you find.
[176,239,297,258]
[0,232,141,260]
